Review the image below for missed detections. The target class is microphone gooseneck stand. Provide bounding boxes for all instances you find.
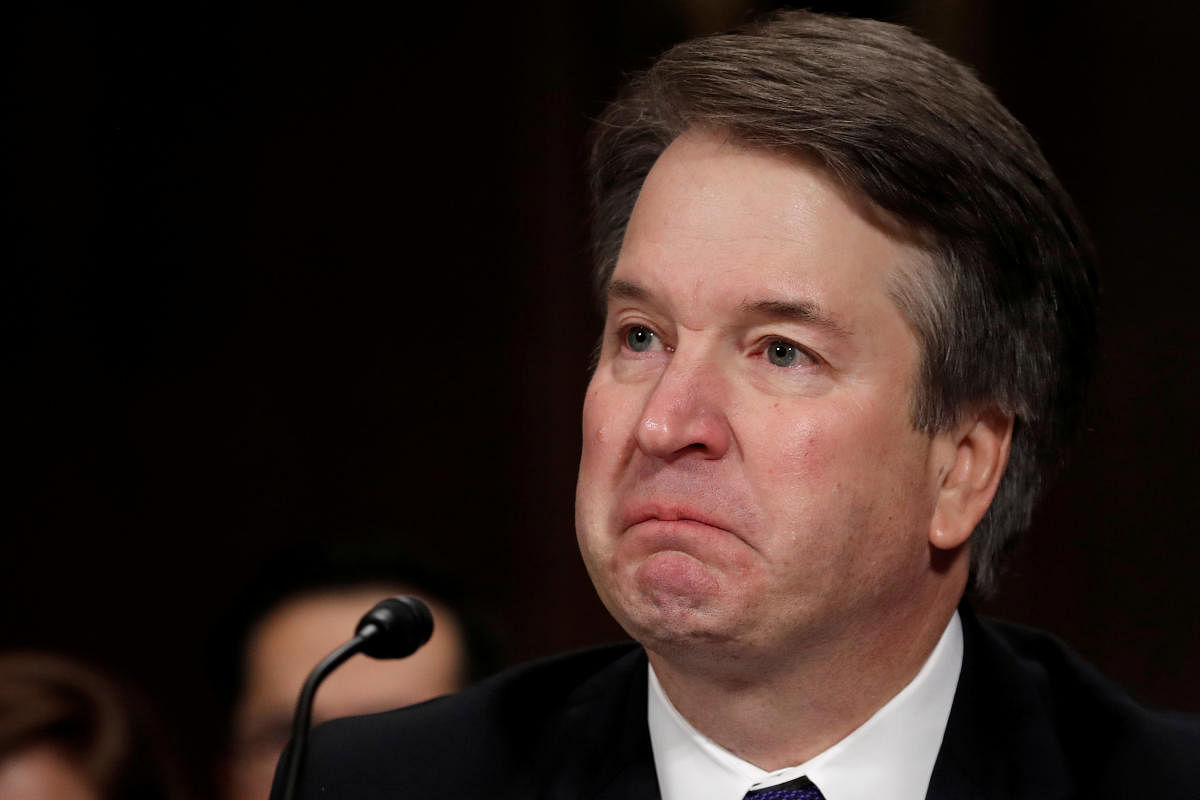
[279,595,434,800]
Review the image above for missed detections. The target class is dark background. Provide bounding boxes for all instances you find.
[4,0,1198,794]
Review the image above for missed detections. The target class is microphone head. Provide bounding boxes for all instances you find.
[355,596,435,659]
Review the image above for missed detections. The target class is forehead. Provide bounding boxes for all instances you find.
[613,129,925,325]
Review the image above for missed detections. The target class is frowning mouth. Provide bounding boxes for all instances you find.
[621,504,736,537]
[619,510,756,565]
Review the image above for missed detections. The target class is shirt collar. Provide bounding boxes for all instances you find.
[647,611,963,800]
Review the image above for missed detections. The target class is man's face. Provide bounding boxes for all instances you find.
[575,130,954,670]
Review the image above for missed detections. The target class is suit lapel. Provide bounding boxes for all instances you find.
[542,645,661,800]
[530,608,1082,800]
[926,605,1074,800]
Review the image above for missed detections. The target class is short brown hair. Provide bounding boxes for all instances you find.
[589,10,1097,592]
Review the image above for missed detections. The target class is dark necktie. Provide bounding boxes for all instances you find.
[742,775,825,800]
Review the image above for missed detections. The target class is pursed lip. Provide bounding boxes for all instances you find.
[620,503,736,537]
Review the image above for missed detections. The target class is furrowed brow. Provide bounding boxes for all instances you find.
[605,282,851,338]
[741,299,852,339]
[606,278,649,304]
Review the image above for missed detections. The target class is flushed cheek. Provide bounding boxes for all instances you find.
[766,403,905,479]
[746,415,887,548]
[757,417,841,484]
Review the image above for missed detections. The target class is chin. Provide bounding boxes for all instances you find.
[620,606,741,654]
[583,529,758,650]
[606,569,749,651]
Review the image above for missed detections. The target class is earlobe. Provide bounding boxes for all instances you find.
[929,410,1013,551]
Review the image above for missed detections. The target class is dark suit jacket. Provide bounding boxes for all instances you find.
[280,606,1199,799]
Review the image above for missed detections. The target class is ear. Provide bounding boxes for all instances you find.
[928,409,1013,551]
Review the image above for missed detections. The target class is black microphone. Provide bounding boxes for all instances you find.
[279,595,434,800]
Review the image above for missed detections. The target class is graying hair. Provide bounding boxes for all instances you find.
[588,10,1097,593]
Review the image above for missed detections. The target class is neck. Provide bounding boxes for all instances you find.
[646,586,961,771]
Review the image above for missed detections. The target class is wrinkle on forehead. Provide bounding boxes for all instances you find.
[670,126,934,251]
[668,129,934,343]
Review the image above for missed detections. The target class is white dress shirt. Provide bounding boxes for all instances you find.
[647,612,963,800]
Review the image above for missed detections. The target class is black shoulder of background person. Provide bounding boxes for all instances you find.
[278,641,649,800]
[934,605,1200,799]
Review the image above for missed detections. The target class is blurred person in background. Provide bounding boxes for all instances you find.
[0,651,184,800]
[208,540,502,800]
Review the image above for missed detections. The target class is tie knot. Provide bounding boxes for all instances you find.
[743,775,825,800]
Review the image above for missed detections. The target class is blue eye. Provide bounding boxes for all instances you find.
[766,340,799,367]
[625,326,656,352]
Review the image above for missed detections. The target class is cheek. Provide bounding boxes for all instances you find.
[763,397,915,477]
[580,382,612,450]
[754,413,838,487]
[742,417,841,562]
[767,405,934,560]
[577,379,637,537]
[579,378,643,471]
[578,386,612,495]
[744,404,915,542]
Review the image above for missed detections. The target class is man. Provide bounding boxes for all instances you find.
[280,11,1199,799]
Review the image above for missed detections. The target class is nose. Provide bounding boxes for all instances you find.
[634,353,732,461]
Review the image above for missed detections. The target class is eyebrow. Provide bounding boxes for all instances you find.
[739,298,852,339]
[608,278,850,338]
[607,279,650,303]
